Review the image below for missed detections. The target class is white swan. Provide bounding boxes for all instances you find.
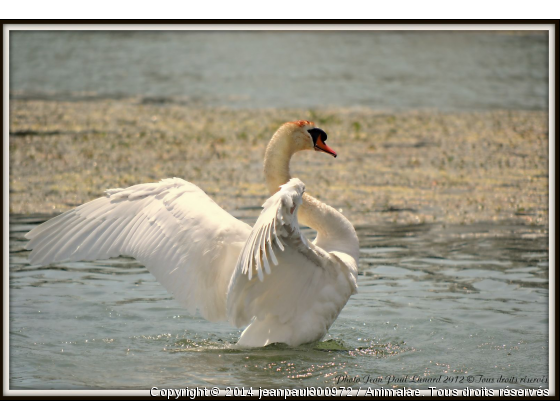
[25,120,360,347]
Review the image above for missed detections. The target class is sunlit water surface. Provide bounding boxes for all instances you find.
[9,214,549,391]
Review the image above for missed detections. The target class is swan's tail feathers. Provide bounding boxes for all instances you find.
[25,178,251,322]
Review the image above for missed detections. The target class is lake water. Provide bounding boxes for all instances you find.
[9,214,549,391]
[9,30,549,111]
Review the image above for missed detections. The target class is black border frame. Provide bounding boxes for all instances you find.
[1,19,558,401]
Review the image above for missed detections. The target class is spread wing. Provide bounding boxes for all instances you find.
[231,178,317,282]
[226,178,358,346]
[25,178,251,321]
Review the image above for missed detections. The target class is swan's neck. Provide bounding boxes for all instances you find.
[264,131,296,195]
[264,134,359,261]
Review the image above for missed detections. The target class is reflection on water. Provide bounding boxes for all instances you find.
[9,214,548,390]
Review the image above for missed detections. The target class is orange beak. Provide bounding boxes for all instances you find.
[314,135,337,158]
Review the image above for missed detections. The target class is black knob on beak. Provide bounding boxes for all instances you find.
[308,128,328,146]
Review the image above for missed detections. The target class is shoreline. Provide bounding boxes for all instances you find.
[9,99,549,228]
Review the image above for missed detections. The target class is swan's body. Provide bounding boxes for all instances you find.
[25,120,359,347]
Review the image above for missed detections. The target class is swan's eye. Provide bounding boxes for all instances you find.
[307,128,328,146]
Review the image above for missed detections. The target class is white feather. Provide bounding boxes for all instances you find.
[26,178,250,322]
[226,178,357,346]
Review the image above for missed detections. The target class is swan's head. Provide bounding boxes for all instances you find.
[281,120,337,158]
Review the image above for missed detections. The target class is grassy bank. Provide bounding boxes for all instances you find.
[9,99,549,227]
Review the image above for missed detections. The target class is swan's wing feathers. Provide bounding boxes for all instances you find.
[226,179,358,346]
[25,178,251,321]
[234,178,312,282]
